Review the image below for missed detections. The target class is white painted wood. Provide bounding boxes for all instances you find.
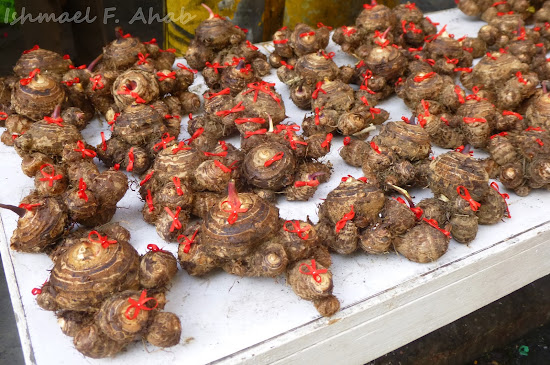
[0,7,548,365]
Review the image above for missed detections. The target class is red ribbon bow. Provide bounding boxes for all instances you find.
[171,142,191,154]
[457,186,481,211]
[321,133,333,149]
[273,39,288,44]
[143,38,157,44]
[242,81,281,105]
[502,111,523,120]
[335,205,355,233]
[370,141,381,154]
[204,88,231,99]
[300,31,315,38]
[312,81,326,99]
[342,26,356,37]
[90,75,104,90]
[153,133,175,151]
[284,220,312,240]
[157,71,176,81]
[414,72,436,83]
[444,56,459,64]
[165,207,183,232]
[178,229,199,254]
[74,140,97,158]
[454,86,465,104]
[69,64,87,70]
[525,126,545,132]
[423,218,451,237]
[463,117,487,124]
[88,231,118,249]
[235,117,265,125]
[490,182,511,218]
[62,77,80,86]
[185,128,204,145]
[78,178,88,202]
[140,170,155,186]
[44,116,64,127]
[172,176,184,195]
[39,164,63,187]
[244,129,267,138]
[317,22,332,30]
[176,63,198,74]
[515,71,528,85]
[294,179,320,188]
[19,203,42,211]
[147,244,168,253]
[264,152,284,167]
[22,45,39,54]
[125,290,158,320]
[299,259,327,283]
[204,62,226,74]
[117,29,131,38]
[490,132,508,139]
[20,68,40,85]
[216,102,246,117]
[137,52,150,65]
[245,40,258,50]
[221,195,248,225]
[117,86,146,104]
[404,3,416,10]
[321,50,335,60]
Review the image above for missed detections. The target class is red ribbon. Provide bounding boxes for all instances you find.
[245,40,258,50]
[457,185,481,211]
[273,39,288,44]
[486,52,498,60]
[185,128,204,145]
[423,218,451,237]
[299,259,327,283]
[0,112,7,120]
[143,38,157,44]
[20,68,40,85]
[414,72,436,83]
[140,170,155,186]
[172,141,191,154]
[137,52,150,65]
[284,220,312,240]
[235,117,265,125]
[221,196,248,225]
[264,152,284,167]
[502,111,523,120]
[127,148,135,172]
[44,116,64,127]
[490,182,511,218]
[280,60,294,70]
[300,31,315,38]
[321,50,335,60]
[425,16,439,26]
[242,81,281,105]
[39,164,63,187]
[165,206,183,232]
[343,136,351,146]
[312,81,326,99]
[490,132,508,139]
[147,244,168,253]
[62,77,80,86]
[157,71,176,81]
[536,138,544,147]
[19,203,42,211]
[117,28,131,38]
[176,63,198,74]
[342,26,357,37]
[77,178,88,202]
[516,71,528,85]
[454,67,472,73]
[321,133,333,148]
[314,107,324,125]
[317,22,332,30]
[335,205,355,233]
[216,102,245,117]
[294,179,320,188]
[108,112,120,131]
[213,160,232,173]
[492,1,507,6]
[88,231,118,249]
[444,56,459,64]
[244,129,267,138]
[146,190,154,212]
[204,61,226,74]
[117,86,146,104]
[235,25,248,33]
[22,45,39,54]
[204,150,228,157]
[204,88,231,99]
[404,2,416,10]
[454,86,465,104]
[454,145,473,156]
[153,133,175,151]
[69,64,87,70]
[370,141,381,154]
[159,48,176,53]
[172,176,184,195]
[463,117,486,124]
[178,229,199,254]
[90,75,104,91]
[497,11,514,16]
[74,140,97,158]
[239,64,252,75]
[525,126,545,132]
[125,290,158,320]
[114,164,120,171]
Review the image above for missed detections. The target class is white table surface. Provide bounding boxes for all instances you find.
[1,7,550,365]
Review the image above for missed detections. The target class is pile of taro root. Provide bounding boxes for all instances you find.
[1,0,550,359]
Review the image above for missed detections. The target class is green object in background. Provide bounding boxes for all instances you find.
[0,0,16,24]
[518,345,529,356]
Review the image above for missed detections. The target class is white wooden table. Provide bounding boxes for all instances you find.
[1,8,549,365]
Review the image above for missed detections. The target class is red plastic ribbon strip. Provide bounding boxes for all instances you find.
[454,85,465,104]
[221,196,248,225]
[242,81,281,105]
[317,22,332,30]
[88,231,118,249]
[74,140,97,158]
[264,152,284,167]
[146,189,154,212]
[170,176,183,195]
[245,40,258,50]
[445,56,459,64]
[423,218,451,237]
[294,179,320,188]
[525,126,545,132]
[321,50,335,60]
[342,26,357,37]
[44,116,64,127]
[204,88,231,99]
[204,61,226,74]
[312,81,326,99]
[457,185,481,211]
[157,71,176,81]
[515,71,528,85]
[19,203,42,211]
[244,129,267,138]
[39,164,63,187]
[127,148,135,172]
[321,133,333,149]
[77,178,88,202]
[300,31,315,38]
[125,290,158,320]
[20,68,40,85]
[490,132,508,139]
[299,259,327,283]
[140,170,155,186]
[502,111,522,120]
[137,52,150,65]
[213,160,232,173]
[216,102,245,117]
[235,117,265,125]
[185,128,204,145]
[147,244,168,253]
[90,75,104,90]
[454,67,472,73]
[284,220,312,240]
[273,39,288,44]
[143,38,157,44]
[178,229,199,254]
[117,86,146,104]
[22,45,39,54]
[343,136,351,146]
[463,117,487,124]
[370,141,381,154]
[165,206,183,232]
[153,133,175,151]
[108,112,120,131]
[176,63,198,74]
[335,205,355,233]
[0,112,7,120]
[62,77,80,86]
[490,182,511,218]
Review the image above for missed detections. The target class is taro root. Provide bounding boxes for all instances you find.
[74,323,126,359]
[526,88,550,129]
[242,142,296,191]
[393,218,450,263]
[339,137,369,167]
[139,246,178,289]
[284,162,332,201]
[456,0,540,21]
[270,23,330,64]
[112,69,159,109]
[478,13,525,49]
[146,312,182,347]
[422,28,474,76]
[287,259,340,317]
[11,69,66,121]
[5,194,68,253]
[396,71,463,111]
[14,47,70,81]
[102,29,147,70]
